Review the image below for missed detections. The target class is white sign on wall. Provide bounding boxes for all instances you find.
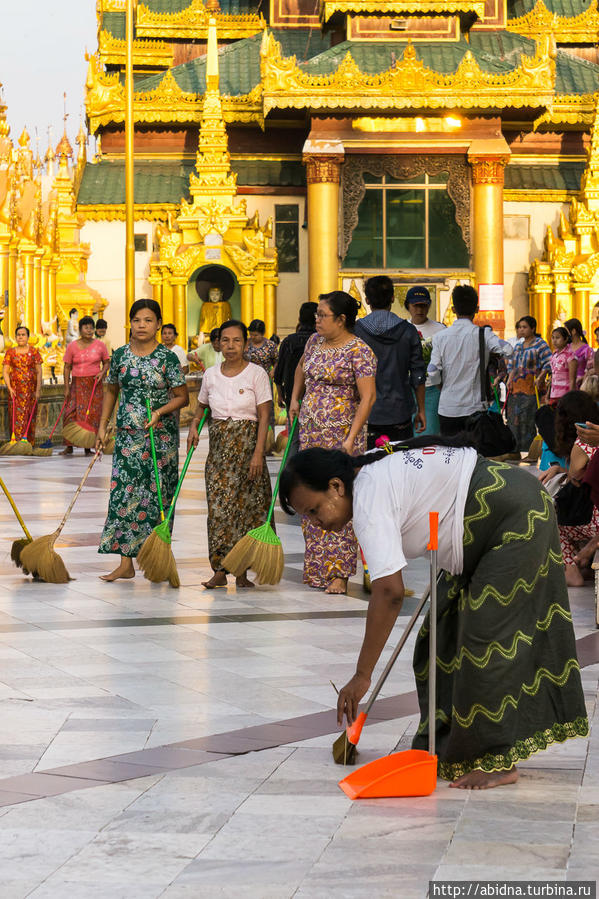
[478,284,504,311]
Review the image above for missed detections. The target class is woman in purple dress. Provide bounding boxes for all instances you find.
[289,291,376,594]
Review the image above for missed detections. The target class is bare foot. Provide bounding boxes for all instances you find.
[450,767,519,790]
[235,574,255,589]
[203,571,228,588]
[565,563,585,587]
[60,446,73,456]
[100,560,135,582]
[574,535,599,568]
[325,577,347,595]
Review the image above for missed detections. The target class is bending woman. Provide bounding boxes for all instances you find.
[280,440,588,789]
[96,299,188,581]
[187,319,273,589]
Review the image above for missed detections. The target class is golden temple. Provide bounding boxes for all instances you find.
[23,0,599,343]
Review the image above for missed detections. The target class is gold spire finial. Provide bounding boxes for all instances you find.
[0,83,9,139]
[18,127,30,148]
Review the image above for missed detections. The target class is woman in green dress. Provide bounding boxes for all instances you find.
[96,299,188,582]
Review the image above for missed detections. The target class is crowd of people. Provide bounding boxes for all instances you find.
[2,285,594,791]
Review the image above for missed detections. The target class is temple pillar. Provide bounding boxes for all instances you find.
[573,284,591,338]
[530,282,552,343]
[24,251,35,334]
[0,239,9,334]
[161,279,174,327]
[34,251,43,334]
[41,256,50,326]
[173,280,187,350]
[8,241,17,333]
[468,147,510,336]
[264,281,276,337]
[49,261,58,325]
[303,141,344,301]
[240,281,253,325]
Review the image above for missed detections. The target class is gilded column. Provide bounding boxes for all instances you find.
[49,260,58,325]
[240,281,253,325]
[41,255,50,326]
[573,285,591,338]
[468,150,510,335]
[0,239,8,333]
[303,141,344,301]
[161,278,174,326]
[8,241,17,334]
[173,281,187,350]
[264,282,277,337]
[24,252,35,333]
[34,251,43,334]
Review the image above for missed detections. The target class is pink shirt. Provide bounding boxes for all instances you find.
[199,362,272,422]
[63,338,109,378]
[549,346,575,399]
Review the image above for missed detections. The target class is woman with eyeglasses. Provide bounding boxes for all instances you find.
[288,291,376,594]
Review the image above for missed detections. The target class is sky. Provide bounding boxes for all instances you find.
[0,0,98,159]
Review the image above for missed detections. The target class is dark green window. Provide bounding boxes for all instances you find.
[134,233,148,252]
[275,204,299,273]
[345,173,468,270]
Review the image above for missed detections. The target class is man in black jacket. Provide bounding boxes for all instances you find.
[273,301,317,455]
[354,276,426,449]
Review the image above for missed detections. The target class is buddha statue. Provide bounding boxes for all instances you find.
[198,286,232,338]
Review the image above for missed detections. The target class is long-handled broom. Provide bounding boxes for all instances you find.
[12,401,38,457]
[222,414,298,585]
[41,396,68,449]
[20,449,101,583]
[0,476,34,570]
[137,408,209,587]
[0,397,20,455]
[62,378,101,449]
[332,582,434,765]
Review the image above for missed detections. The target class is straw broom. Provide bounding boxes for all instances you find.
[0,476,34,570]
[20,450,101,583]
[222,415,298,585]
[62,377,101,449]
[0,396,25,456]
[41,396,68,449]
[138,409,209,587]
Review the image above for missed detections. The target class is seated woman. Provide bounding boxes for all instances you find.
[280,439,588,789]
[543,391,599,586]
[187,319,273,589]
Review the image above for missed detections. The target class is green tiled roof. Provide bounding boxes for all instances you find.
[77,158,305,205]
[505,162,584,190]
[102,12,126,40]
[142,0,261,11]
[555,51,599,93]
[508,0,592,17]
[135,29,330,95]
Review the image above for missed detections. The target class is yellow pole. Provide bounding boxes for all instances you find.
[125,0,135,311]
[240,281,253,324]
[264,282,276,337]
[304,153,342,300]
[8,242,17,332]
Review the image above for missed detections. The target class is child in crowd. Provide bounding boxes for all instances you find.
[95,319,112,356]
[537,327,577,405]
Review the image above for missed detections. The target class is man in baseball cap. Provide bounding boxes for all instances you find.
[405,286,445,433]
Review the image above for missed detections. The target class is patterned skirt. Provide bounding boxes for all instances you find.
[412,457,589,780]
[64,376,103,446]
[99,424,178,558]
[9,379,37,442]
[506,392,538,452]
[205,418,273,572]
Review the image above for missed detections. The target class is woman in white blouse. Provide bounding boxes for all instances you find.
[187,319,273,589]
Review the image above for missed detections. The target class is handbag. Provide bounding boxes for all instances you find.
[554,479,594,526]
[464,328,516,458]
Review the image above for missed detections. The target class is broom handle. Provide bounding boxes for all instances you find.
[85,378,100,417]
[54,450,100,539]
[46,396,68,441]
[10,394,16,440]
[428,512,439,758]
[362,583,431,716]
[164,409,209,526]
[0,477,32,540]
[22,400,38,440]
[264,413,299,526]
[145,397,165,522]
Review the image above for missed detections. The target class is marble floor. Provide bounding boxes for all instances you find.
[0,436,597,898]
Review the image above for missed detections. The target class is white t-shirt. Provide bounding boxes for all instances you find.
[353,446,478,579]
[168,344,188,370]
[199,362,272,422]
[410,318,445,387]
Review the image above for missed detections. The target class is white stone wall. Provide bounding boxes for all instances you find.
[81,220,154,346]
[503,200,567,337]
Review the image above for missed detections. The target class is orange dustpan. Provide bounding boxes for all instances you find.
[339,512,439,799]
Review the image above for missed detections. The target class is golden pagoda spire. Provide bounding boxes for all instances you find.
[0,82,9,140]
[189,17,237,202]
[45,126,56,178]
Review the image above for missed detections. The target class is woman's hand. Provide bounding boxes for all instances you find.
[144,410,161,431]
[341,435,355,455]
[95,423,107,453]
[337,672,371,727]
[6,384,14,397]
[186,421,201,452]
[576,422,599,446]
[248,449,263,480]
[288,398,300,421]
[539,463,564,485]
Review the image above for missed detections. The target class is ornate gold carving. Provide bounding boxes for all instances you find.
[469,156,508,185]
[321,0,485,21]
[504,189,578,202]
[260,32,556,113]
[78,203,180,221]
[98,29,174,67]
[507,0,599,42]
[341,154,470,258]
[136,0,264,40]
[304,155,343,184]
